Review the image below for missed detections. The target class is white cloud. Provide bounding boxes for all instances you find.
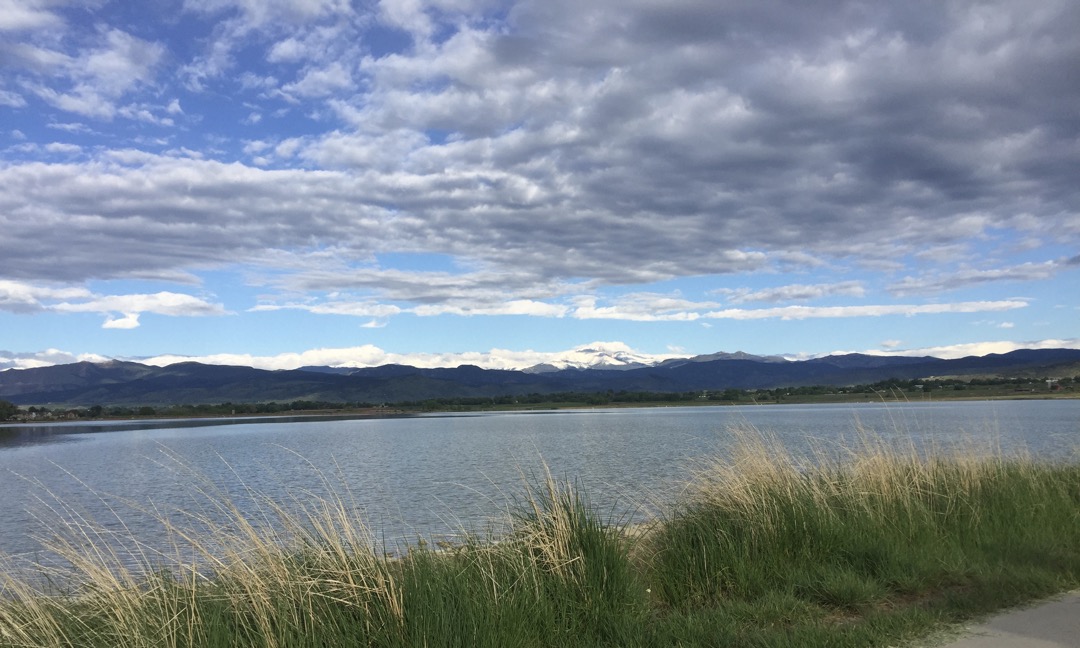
[411,299,568,317]
[280,61,354,98]
[0,0,63,31]
[0,88,26,107]
[378,0,434,40]
[44,142,81,154]
[45,121,91,133]
[889,261,1064,296]
[0,280,90,313]
[16,28,166,119]
[715,281,867,304]
[53,291,230,318]
[571,294,710,322]
[103,312,141,329]
[1,0,1078,363]
[698,301,1028,322]
[0,348,111,371]
[139,340,679,371]
[183,0,353,27]
[854,338,1080,361]
[267,37,307,63]
[23,336,1074,371]
[567,296,1027,323]
[0,280,229,328]
[252,300,403,318]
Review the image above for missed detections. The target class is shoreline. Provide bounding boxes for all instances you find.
[3,391,1077,428]
[1,434,1077,647]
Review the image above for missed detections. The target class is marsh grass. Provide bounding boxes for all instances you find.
[642,427,1080,643]
[1,427,1078,647]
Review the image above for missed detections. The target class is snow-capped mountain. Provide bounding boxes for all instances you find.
[522,342,679,373]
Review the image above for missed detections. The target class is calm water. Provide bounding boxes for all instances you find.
[0,400,1077,562]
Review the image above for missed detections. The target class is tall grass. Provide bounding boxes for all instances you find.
[1,427,1078,647]
[643,428,1080,644]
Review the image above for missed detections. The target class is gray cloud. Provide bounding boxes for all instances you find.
[1,0,1078,312]
[0,279,229,328]
[715,282,867,304]
[888,261,1067,296]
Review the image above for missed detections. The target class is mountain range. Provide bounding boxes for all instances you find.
[1,348,1078,407]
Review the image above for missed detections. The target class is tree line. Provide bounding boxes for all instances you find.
[1,375,1075,421]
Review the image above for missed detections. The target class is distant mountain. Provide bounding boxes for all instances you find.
[2,348,1078,407]
[656,351,788,369]
[522,342,666,373]
[0,360,156,398]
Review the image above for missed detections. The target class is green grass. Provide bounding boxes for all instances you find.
[1,429,1078,647]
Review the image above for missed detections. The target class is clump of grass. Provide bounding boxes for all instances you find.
[643,427,1080,642]
[0,461,648,647]
[1,427,1078,647]
[0,473,408,648]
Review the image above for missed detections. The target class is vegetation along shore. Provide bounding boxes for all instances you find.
[2,374,1077,423]
[0,428,1077,647]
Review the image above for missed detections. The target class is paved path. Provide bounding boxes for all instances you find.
[935,592,1080,647]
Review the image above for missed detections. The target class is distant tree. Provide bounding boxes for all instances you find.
[0,400,18,421]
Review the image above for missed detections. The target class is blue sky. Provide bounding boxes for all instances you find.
[1,0,1078,371]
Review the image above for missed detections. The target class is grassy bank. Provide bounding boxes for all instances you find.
[1,432,1078,647]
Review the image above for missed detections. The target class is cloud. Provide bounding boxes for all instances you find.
[138,339,679,371]
[43,142,81,154]
[102,312,141,329]
[0,0,1077,341]
[15,28,166,119]
[0,0,63,31]
[0,280,229,328]
[715,281,867,304]
[18,336,1080,372]
[852,338,1080,361]
[889,261,1067,296]
[564,294,1026,323]
[697,301,1027,322]
[52,291,230,327]
[0,88,26,107]
[280,61,354,98]
[178,0,363,91]
[411,299,568,317]
[247,286,1029,325]
[252,300,403,319]
[0,348,110,371]
[0,280,92,313]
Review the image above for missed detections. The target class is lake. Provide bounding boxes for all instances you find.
[1,400,1077,563]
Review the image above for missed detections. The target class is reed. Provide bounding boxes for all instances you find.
[1,427,1077,647]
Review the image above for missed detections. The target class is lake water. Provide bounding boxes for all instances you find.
[0,400,1077,563]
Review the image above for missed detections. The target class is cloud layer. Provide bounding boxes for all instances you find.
[1,0,1078,364]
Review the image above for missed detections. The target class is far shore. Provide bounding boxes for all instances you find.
[3,388,1076,428]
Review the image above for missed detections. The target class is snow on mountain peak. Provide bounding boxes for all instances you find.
[523,341,680,372]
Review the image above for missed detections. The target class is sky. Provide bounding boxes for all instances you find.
[1,0,1078,372]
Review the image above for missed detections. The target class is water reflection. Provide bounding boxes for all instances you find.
[0,413,410,449]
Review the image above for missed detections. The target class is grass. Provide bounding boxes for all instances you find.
[1,428,1078,647]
